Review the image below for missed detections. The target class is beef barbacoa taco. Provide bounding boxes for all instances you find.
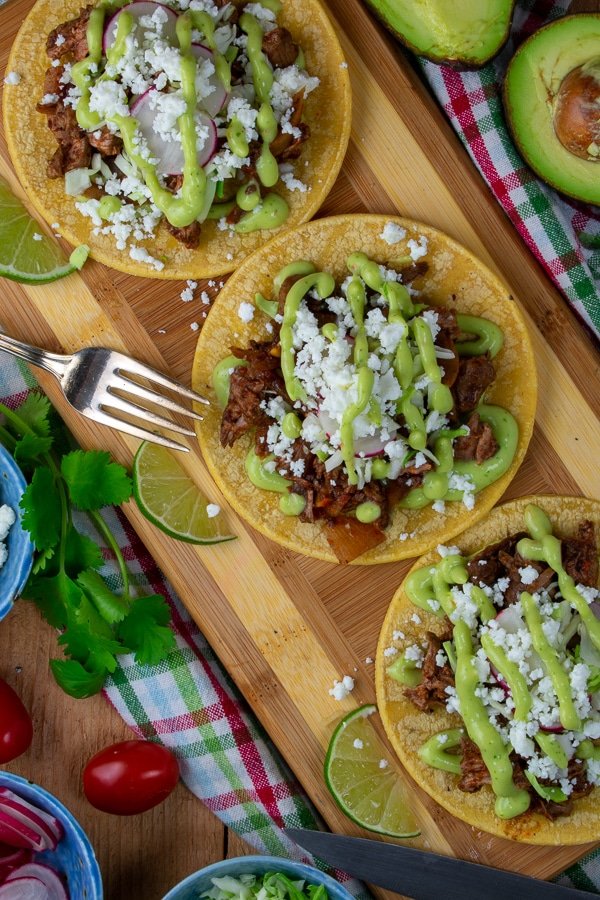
[3,0,350,278]
[376,495,600,843]
[192,215,537,564]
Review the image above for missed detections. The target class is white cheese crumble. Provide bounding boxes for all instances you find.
[206,503,220,518]
[4,72,21,85]
[353,738,364,750]
[379,222,406,245]
[0,504,16,570]
[329,675,355,701]
[238,302,255,323]
[407,235,428,261]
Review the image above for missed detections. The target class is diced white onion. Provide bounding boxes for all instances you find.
[434,345,456,360]
[90,152,102,172]
[64,167,92,196]
[324,450,343,472]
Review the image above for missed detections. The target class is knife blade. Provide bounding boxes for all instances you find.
[285,828,593,900]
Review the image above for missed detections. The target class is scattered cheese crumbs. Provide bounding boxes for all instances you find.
[437,544,461,558]
[378,759,389,769]
[158,328,166,334]
[407,235,428,261]
[410,613,422,626]
[392,630,405,641]
[51,223,60,230]
[383,646,398,657]
[238,301,255,323]
[353,738,364,750]
[32,233,43,242]
[206,503,220,518]
[4,72,21,85]
[432,499,446,513]
[55,33,66,46]
[365,656,373,664]
[181,279,197,302]
[190,321,199,331]
[329,675,355,701]
[226,252,234,260]
[0,504,16,570]
[379,222,406,245]
[518,565,539,586]
[129,245,164,271]
[339,61,348,69]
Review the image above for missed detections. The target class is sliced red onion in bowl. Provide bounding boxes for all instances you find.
[0,847,33,883]
[130,88,218,176]
[0,791,63,845]
[0,813,47,854]
[6,864,68,900]
[103,1,178,53]
[0,802,56,853]
[191,43,228,117]
[0,877,49,900]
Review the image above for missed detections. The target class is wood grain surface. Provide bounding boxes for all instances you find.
[1,0,600,894]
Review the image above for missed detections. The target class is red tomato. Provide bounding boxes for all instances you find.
[83,740,179,815]
[0,678,33,764]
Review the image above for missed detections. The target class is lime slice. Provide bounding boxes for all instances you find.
[0,177,88,283]
[133,441,236,545]
[324,704,420,838]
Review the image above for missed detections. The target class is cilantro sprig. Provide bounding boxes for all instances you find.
[0,393,176,698]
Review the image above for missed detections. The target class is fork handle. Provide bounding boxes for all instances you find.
[0,332,70,379]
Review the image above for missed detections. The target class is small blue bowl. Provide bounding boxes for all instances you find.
[162,855,355,900]
[0,444,33,621]
[0,772,103,899]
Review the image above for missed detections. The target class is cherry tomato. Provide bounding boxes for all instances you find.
[83,740,179,815]
[0,678,33,764]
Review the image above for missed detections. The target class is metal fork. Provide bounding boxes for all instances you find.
[0,332,209,452]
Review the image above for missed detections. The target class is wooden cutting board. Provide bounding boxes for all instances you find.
[1,0,600,889]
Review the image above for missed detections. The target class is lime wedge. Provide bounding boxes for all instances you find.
[0,177,88,283]
[324,704,420,838]
[133,441,236,545]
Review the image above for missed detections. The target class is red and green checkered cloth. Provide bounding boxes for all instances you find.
[422,0,600,341]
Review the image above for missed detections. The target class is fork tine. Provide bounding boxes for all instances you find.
[113,355,210,405]
[103,393,196,436]
[111,374,204,421]
[87,408,189,452]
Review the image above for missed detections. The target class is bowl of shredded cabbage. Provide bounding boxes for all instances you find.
[161,855,356,900]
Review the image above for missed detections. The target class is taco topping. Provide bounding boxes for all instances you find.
[37,0,318,269]
[388,503,600,821]
[213,248,519,561]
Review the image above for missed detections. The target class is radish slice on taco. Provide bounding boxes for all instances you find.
[192,215,537,564]
[3,0,350,278]
[376,495,600,843]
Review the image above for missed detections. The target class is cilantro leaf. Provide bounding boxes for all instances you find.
[50,659,107,699]
[117,595,176,666]
[15,392,52,436]
[14,432,53,464]
[77,569,130,624]
[58,625,125,674]
[64,528,104,575]
[20,466,61,551]
[68,593,114,639]
[32,546,55,575]
[24,571,83,629]
[61,450,132,510]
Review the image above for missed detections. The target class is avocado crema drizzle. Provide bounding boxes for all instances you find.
[70,0,291,231]
[213,252,518,521]
[389,504,600,820]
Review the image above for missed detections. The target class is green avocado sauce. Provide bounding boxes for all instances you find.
[245,448,291,492]
[212,355,248,408]
[455,314,504,358]
[419,728,464,775]
[279,492,306,516]
[355,501,381,523]
[400,404,519,510]
[517,504,600,654]
[190,10,232,91]
[280,271,335,402]
[480,632,531,721]
[235,194,289,233]
[387,651,423,688]
[454,620,531,819]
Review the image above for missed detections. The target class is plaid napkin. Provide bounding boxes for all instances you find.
[422,0,600,340]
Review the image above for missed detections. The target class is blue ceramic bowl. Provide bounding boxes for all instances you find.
[0,444,33,621]
[0,772,103,899]
[162,855,355,900]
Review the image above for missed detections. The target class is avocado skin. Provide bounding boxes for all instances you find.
[503,14,600,206]
[363,0,516,69]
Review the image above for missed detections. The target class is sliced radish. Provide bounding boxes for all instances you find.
[6,865,67,900]
[353,435,386,458]
[0,877,49,900]
[0,802,56,853]
[490,665,509,694]
[539,721,565,734]
[0,812,48,854]
[494,606,524,633]
[0,792,63,845]
[191,43,228,117]
[103,1,178,53]
[130,88,217,176]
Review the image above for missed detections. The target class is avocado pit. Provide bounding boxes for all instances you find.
[554,60,600,161]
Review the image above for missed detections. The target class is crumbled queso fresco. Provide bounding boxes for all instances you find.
[52,0,320,270]
[0,504,16,570]
[329,674,354,701]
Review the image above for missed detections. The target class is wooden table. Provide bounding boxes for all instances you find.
[0,601,255,899]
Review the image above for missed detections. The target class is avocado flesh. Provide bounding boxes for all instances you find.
[365,0,515,66]
[505,15,600,206]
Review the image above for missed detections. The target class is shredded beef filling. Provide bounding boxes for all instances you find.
[452,354,496,414]
[404,628,454,711]
[562,520,598,587]
[262,27,298,69]
[220,342,287,448]
[454,411,498,464]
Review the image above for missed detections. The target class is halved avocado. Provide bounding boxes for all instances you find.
[364,0,515,67]
[505,14,600,206]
